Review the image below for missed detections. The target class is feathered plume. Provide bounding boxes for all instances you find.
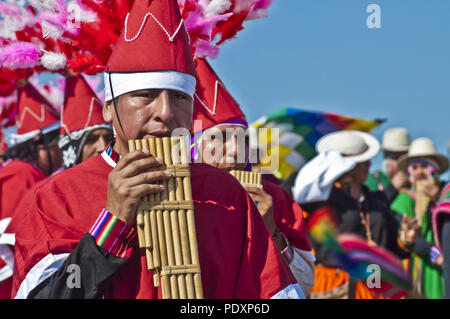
[40,50,67,71]
[0,41,42,69]
[180,0,275,58]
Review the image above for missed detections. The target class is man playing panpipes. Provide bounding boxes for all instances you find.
[11,0,301,299]
[190,57,315,297]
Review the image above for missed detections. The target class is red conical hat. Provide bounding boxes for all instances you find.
[16,83,59,135]
[60,75,106,136]
[192,57,247,133]
[104,0,197,101]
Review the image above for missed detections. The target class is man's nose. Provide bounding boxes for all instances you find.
[95,136,108,153]
[152,90,173,124]
[226,134,240,158]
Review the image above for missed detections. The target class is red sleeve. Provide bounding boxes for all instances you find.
[0,161,46,219]
[233,190,298,298]
[263,180,312,252]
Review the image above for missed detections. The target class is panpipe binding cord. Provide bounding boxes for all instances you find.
[129,137,203,299]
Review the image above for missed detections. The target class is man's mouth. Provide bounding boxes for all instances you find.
[138,131,172,139]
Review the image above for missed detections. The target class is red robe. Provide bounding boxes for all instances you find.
[263,180,312,253]
[0,160,46,299]
[12,153,296,298]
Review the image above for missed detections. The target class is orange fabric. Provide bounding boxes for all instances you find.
[354,281,376,299]
[312,266,390,299]
[311,265,349,294]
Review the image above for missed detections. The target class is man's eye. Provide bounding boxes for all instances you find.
[174,93,189,101]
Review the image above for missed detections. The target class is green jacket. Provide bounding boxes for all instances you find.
[391,189,444,299]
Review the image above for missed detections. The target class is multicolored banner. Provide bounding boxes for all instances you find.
[251,108,384,180]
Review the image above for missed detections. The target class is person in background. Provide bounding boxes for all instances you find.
[0,81,61,298]
[365,127,411,203]
[58,74,113,170]
[431,182,450,298]
[391,137,449,299]
[300,130,418,299]
[190,57,315,296]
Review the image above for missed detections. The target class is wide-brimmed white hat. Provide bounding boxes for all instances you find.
[397,137,449,173]
[292,150,356,203]
[381,127,410,152]
[316,130,380,163]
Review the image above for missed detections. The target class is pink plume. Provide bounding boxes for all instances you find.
[0,2,21,17]
[0,42,42,69]
[246,0,274,20]
[194,39,220,59]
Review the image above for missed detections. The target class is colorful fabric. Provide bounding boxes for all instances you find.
[251,108,383,180]
[89,209,136,258]
[432,182,450,249]
[310,265,350,299]
[391,190,445,299]
[307,207,412,298]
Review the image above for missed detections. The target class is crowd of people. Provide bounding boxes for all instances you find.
[0,0,448,300]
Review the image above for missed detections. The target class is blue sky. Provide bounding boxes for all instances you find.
[14,1,450,179]
[209,0,450,179]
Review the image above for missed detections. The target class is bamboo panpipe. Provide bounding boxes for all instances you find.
[129,136,203,299]
[415,179,433,227]
[229,170,263,189]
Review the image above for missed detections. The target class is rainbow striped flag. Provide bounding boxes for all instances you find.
[251,108,384,180]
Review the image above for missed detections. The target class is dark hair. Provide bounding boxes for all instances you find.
[3,129,59,162]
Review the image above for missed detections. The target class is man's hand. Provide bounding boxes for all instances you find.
[244,186,287,251]
[421,182,440,203]
[244,186,276,234]
[105,150,171,225]
[400,214,420,246]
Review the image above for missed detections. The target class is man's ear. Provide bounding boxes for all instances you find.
[102,100,114,123]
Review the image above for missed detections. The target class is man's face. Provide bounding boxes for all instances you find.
[81,128,115,162]
[344,160,371,186]
[409,160,431,182]
[384,151,406,178]
[200,125,249,171]
[103,89,193,154]
[36,143,62,176]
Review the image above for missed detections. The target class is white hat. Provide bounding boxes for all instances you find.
[397,137,449,173]
[291,150,356,203]
[381,127,410,152]
[315,130,380,163]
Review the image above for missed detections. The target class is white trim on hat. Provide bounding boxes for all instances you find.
[8,122,60,146]
[104,70,197,102]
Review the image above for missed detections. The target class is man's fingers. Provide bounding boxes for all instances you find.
[117,152,165,178]
[122,170,172,188]
[244,186,262,193]
[130,183,167,199]
[115,150,163,171]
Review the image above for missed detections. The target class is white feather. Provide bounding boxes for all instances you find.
[205,0,232,17]
[41,20,64,40]
[40,50,66,71]
[233,0,257,13]
[27,0,58,12]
